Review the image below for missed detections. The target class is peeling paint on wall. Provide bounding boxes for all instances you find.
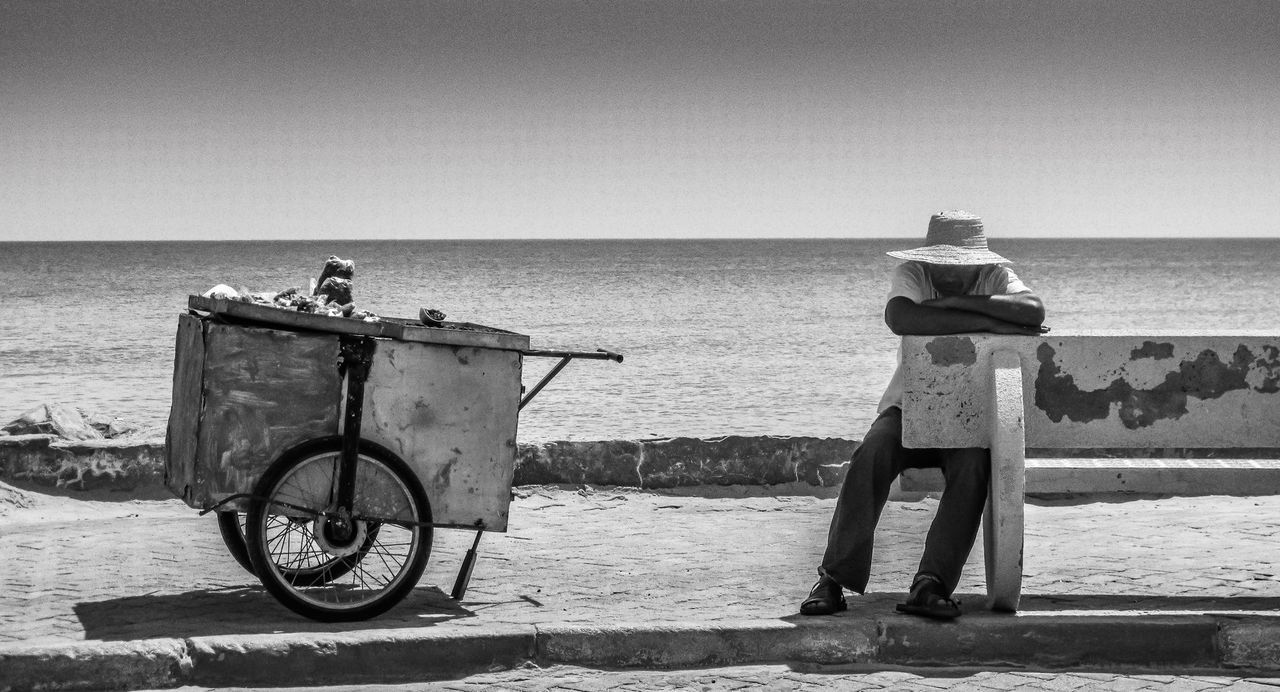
[926,336,977,367]
[1252,346,1280,394]
[1130,341,1175,360]
[900,334,1280,449]
[1034,342,1280,429]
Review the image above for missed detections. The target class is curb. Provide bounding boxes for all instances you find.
[537,612,1280,672]
[4,611,1278,691]
[185,626,536,687]
[0,639,190,692]
[0,627,538,692]
[537,619,878,668]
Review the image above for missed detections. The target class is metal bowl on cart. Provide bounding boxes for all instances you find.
[165,296,621,621]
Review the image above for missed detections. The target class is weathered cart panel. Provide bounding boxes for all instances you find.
[165,313,523,531]
[362,340,521,531]
[165,313,206,497]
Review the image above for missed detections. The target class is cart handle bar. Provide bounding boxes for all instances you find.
[521,348,623,363]
[518,348,623,411]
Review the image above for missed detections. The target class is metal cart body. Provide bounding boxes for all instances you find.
[166,313,521,531]
[164,296,619,620]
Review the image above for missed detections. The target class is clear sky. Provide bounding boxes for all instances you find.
[3,0,1278,241]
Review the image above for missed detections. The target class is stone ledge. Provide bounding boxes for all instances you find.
[0,638,190,692]
[4,612,1277,692]
[514,436,856,489]
[902,459,1280,496]
[185,627,537,687]
[11,431,1280,502]
[0,435,858,498]
[0,435,168,496]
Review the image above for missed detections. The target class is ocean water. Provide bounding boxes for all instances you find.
[3,238,1278,441]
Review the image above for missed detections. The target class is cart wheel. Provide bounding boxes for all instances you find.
[245,437,432,622]
[216,511,256,575]
[217,509,381,584]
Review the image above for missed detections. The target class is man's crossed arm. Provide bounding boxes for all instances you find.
[884,294,1047,336]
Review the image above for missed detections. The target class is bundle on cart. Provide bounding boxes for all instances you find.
[200,255,384,320]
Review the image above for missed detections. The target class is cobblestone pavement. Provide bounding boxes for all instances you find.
[158,664,1280,691]
[2,485,1279,646]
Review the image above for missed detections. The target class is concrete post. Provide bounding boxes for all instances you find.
[984,349,1026,612]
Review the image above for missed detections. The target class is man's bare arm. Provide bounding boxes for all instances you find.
[884,297,1046,336]
[921,293,1045,327]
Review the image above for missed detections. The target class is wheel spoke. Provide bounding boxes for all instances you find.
[353,557,389,590]
[368,538,407,575]
[247,444,431,619]
[367,534,396,569]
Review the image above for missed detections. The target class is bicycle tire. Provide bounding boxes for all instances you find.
[245,436,432,621]
[216,510,256,575]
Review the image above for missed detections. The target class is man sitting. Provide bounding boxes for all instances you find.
[801,210,1047,619]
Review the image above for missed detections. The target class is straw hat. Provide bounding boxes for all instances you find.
[886,210,1010,265]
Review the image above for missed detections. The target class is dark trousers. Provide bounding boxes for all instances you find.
[820,406,990,597]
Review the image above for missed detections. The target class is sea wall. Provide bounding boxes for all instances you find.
[0,435,171,497]
[6,398,1275,501]
[0,434,859,499]
[515,436,855,488]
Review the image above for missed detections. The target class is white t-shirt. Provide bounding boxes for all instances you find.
[876,261,1031,413]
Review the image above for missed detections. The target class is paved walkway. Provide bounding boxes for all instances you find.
[2,484,1279,689]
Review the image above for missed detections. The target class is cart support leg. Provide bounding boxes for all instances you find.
[452,529,484,600]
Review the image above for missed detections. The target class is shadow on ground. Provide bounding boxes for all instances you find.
[74,585,472,640]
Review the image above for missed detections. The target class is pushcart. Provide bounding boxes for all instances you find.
[164,295,621,622]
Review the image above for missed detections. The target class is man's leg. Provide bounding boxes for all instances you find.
[819,407,935,594]
[915,446,990,597]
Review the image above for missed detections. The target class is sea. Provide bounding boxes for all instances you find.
[3,238,1278,442]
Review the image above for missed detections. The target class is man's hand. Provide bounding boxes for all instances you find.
[985,320,1051,336]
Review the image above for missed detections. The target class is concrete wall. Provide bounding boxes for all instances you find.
[902,333,1280,449]
[0,434,858,500]
[6,429,1274,503]
[0,434,173,498]
[515,436,855,488]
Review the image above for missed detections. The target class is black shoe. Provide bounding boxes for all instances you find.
[895,576,961,620]
[800,574,847,616]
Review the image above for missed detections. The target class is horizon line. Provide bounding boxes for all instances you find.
[3,235,1278,243]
